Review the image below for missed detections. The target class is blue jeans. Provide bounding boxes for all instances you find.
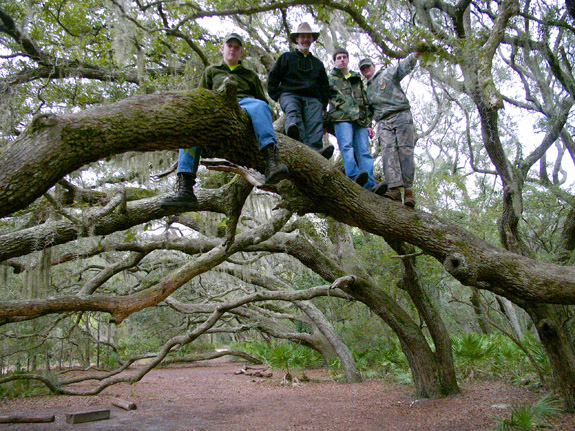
[279,92,323,151]
[177,97,278,174]
[334,122,376,189]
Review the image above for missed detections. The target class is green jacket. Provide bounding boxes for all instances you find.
[199,62,268,103]
[327,68,373,128]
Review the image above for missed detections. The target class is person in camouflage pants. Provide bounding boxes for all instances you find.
[327,48,376,190]
[359,53,422,207]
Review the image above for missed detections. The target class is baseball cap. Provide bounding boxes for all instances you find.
[224,33,243,46]
[358,58,374,69]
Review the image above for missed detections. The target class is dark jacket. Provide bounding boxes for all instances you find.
[199,62,268,102]
[365,54,418,121]
[267,50,330,108]
[327,67,373,128]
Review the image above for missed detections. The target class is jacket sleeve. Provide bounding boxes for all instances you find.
[198,67,212,90]
[361,81,374,124]
[267,55,284,101]
[395,54,418,81]
[318,64,330,110]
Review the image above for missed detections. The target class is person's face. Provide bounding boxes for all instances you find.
[221,39,243,65]
[360,64,375,79]
[295,33,314,52]
[334,53,349,70]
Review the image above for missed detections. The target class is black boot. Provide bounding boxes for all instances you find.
[286,123,300,141]
[160,172,198,210]
[262,144,289,184]
[354,171,368,187]
[371,182,388,196]
[318,144,334,160]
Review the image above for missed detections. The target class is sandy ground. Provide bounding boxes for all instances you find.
[1,360,574,431]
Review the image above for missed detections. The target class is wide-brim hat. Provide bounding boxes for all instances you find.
[289,22,320,44]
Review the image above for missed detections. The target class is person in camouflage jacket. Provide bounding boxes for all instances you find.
[327,48,376,190]
[360,52,422,207]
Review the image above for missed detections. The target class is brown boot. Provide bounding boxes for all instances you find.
[383,187,401,202]
[404,189,416,208]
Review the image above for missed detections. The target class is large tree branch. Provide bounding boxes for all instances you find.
[3,86,575,304]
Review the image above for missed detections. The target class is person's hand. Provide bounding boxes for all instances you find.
[368,127,375,139]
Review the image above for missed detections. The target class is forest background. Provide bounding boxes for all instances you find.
[1,0,575,425]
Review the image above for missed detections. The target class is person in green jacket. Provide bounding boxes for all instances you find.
[161,33,289,210]
[327,48,378,190]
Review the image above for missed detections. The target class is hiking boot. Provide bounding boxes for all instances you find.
[372,182,388,196]
[354,171,368,187]
[286,123,300,141]
[160,172,199,210]
[383,187,401,202]
[262,144,289,184]
[318,144,334,160]
[404,189,416,208]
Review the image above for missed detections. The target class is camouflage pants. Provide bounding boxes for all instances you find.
[376,110,416,189]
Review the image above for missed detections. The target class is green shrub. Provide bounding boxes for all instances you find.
[232,341,322,372]
[452,332,497,378]
[493,394,561,430]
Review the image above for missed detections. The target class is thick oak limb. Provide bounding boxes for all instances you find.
[3,85,575,303]
[252,231,446,396]
[0,82,259,219]
[162,350,263,365]
[277,146,575,304]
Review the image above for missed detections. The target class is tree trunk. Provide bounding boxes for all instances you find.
[525,303,575,412]
[392,241,460,395]
[474,94,575,411]
[470,288,491,335]
[84,316,90,368]
[497,296,523,339]
[295,300,361,383]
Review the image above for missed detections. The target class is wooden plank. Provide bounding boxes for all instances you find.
[111,397,137,410]
[65,409,110,424]
[0,415,55,423]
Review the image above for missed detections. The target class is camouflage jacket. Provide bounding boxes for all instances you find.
[199,61,268,103]
[365,54,418,121]
[327,68,373,128]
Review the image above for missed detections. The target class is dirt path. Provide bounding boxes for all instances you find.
[1,361,574,430]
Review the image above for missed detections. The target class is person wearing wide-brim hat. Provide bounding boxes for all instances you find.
[288,22,320,44]
[267,22,334,160]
